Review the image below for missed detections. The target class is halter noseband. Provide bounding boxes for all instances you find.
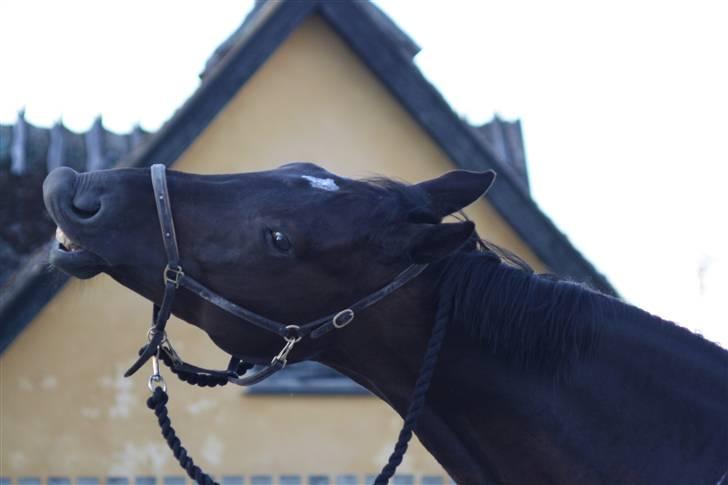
[124,164,428,386]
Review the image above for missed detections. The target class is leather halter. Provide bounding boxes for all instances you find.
[124,164,428,386]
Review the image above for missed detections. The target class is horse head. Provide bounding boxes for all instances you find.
[43,162,495,363]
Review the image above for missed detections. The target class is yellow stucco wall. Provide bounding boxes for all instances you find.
[1,15,545,480]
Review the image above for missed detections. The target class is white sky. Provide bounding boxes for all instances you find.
[1,1,726,347]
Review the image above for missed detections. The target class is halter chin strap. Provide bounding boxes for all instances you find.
[125,164,428,386]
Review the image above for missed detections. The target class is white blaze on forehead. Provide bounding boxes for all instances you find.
[301,174,339,191]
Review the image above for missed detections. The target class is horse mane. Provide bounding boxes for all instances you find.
[435,233,622,377]
[358,178,616,375]
[356,176,726,377]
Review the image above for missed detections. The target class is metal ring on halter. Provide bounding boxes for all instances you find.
[163,264,184,288]
[284,324,303,342]
[147,327,166,342]
[160,336,183,366]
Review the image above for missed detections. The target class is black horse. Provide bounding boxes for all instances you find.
[43,162,728,484]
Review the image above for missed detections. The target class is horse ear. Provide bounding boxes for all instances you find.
[416,170,496,218]
[408,221,475,263]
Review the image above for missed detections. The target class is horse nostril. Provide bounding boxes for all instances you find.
[71,202,100,219]
[43,167,102,222]
[71,178,102,220]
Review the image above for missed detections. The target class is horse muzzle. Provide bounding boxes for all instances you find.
[43,167,107,278]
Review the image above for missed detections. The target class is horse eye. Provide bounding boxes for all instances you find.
[270,230,292,252]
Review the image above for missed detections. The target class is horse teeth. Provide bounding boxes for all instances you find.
[55,227,81,251]
[55,227,67,246]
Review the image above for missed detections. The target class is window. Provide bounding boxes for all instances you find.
[221,477,244,485]
[279,476,301,485]
[48,480,70,485]
[77,479,100,485]
[162,478,185,485]
[421,477,445,485]
[18,479,41,485]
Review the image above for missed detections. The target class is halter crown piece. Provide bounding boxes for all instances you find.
[128,164,447,484]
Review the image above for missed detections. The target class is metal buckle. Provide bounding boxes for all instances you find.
[332,308,355,329]
[163,264,184,287]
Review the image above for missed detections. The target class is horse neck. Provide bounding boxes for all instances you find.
[321,267,728,484]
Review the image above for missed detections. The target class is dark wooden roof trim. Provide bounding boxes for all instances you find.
[353,1,420,60]
[200,0,276,79]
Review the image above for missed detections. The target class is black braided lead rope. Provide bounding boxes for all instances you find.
[164,362,227,387]
[373,300,451,484]
[144,303,450,485]
[147,387,218,485]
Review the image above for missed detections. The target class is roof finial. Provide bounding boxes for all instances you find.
[47,119,66,172]
[131,123,146,148]
[10,109,27,175]
[85,115,107,171]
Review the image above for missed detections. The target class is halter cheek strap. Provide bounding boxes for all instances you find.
[125,164,428,386]
[122,164,182,378]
